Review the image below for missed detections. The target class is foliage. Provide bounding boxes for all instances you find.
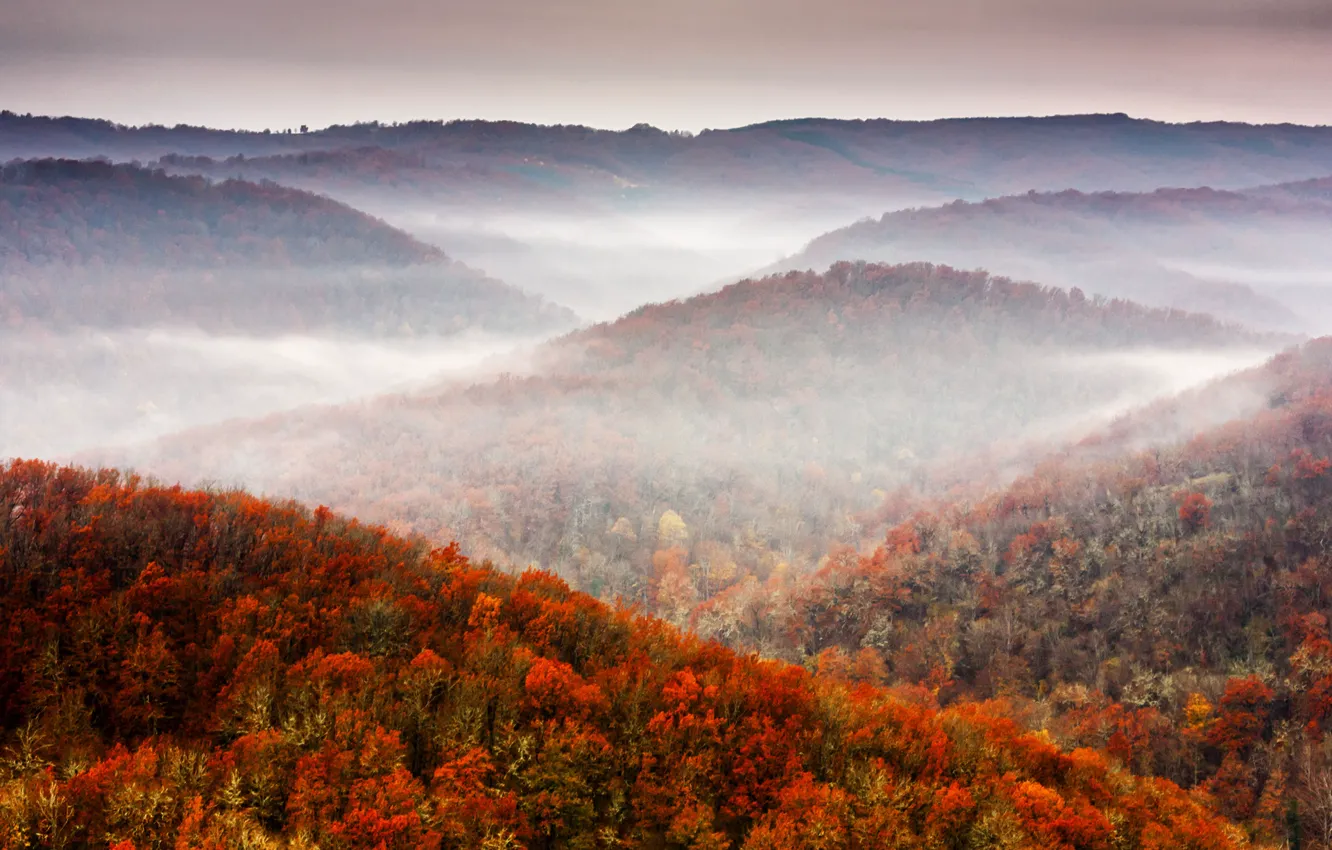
[709,337,1332,845]
[0,460,1243,848]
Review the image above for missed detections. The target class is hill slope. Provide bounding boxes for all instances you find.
[0,158,574,335]
[781,183,1332,332]
[692,337,1332,843]
[0,459,1249,849]
[105,262,1282,608]
[0,157,441,271]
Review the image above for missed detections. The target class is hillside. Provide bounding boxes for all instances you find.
[688,337,1332,844]
[104,262,1282,609]
[0,459,1249,848]
[1250,176,1332,205]
[781,183,1332,333]
[0,158,575,335]
[0,157,442,271]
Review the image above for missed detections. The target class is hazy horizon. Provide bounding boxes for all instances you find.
[2,0,1331,131]
[6,104,1332,135]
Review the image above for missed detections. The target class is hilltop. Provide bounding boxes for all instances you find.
[0,158,574,335]
[103,262,1282,609]
[781,182,1332,332]
[0,157,442,271]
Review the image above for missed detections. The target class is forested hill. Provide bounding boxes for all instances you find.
[780,182,1332,332]
[0,459,1248,848]
[696,337,1332,845]
[105,262,1282,607]
[1250,175,1332,204]
[0,159,576,335]
[795,184,1332,265]
[0,158,442,271]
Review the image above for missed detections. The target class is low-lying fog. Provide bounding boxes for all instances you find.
[1162,261,1332,287]
[1040,346,1281,439]
[1161,260,1332,333]
[379,200,894,319]
[77,333,1287,594]
[0,328,539,460]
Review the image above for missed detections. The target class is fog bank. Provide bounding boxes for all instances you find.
[0,328,539,460]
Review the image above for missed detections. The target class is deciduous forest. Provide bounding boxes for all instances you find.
[0,460,1247,848]
[694,338,1332,845]
[105,261,1283,605]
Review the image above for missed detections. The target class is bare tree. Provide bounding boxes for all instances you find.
[1298,738,1332,848]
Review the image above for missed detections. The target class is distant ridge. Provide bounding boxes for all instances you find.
[5,107,1328,138]
[0,157,443,270]
[0,158,577,335]
[779,178,1332,332]
[6,109,1332,202]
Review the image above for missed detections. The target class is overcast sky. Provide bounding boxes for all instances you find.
[1,0,1330,129]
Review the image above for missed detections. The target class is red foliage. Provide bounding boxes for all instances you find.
[0,461,1244,847]
[1175,491,1213,534]
[1207,677,1273,755]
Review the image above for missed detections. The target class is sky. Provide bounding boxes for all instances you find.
[1,0,1330,130]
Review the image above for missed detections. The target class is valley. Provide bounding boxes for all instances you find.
[2,106,1332,848]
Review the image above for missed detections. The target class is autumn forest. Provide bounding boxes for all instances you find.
[5,109,1332,850]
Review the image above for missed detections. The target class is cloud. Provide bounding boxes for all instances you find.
[1,0,1328,129]
[1070,0,1332,30]
[3,0,1328,61]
